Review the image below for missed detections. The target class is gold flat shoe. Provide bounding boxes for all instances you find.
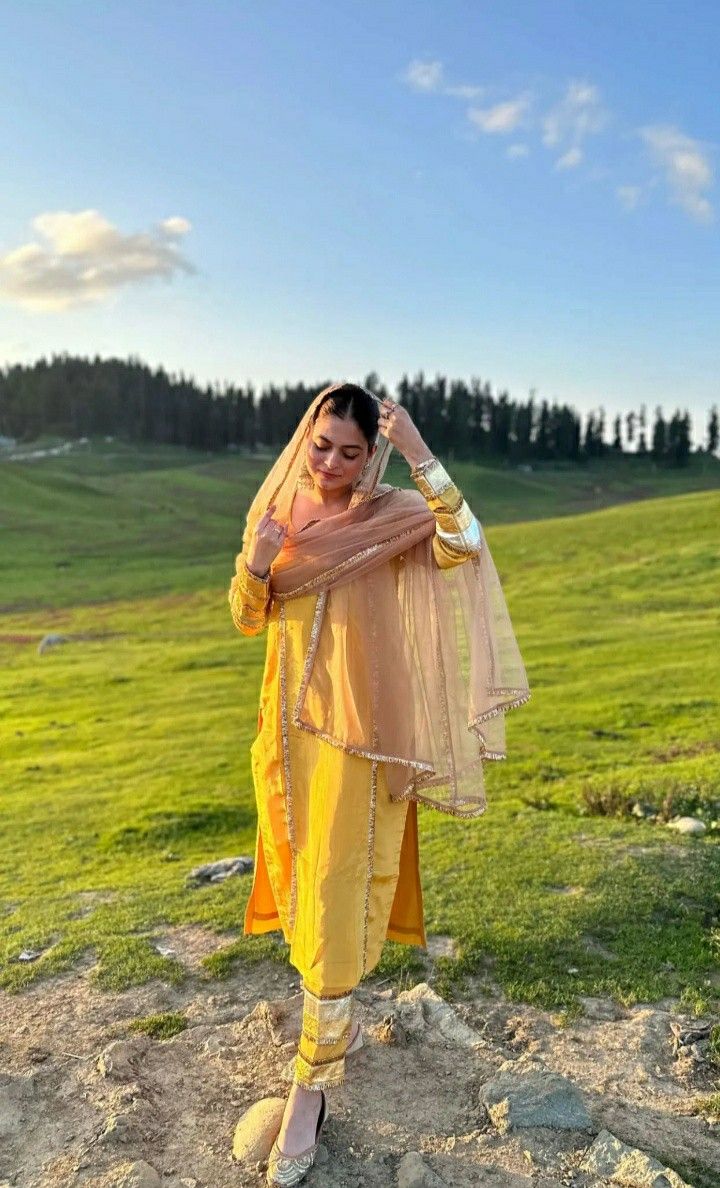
[266,1088,329,1186]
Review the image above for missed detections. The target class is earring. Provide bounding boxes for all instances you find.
[351,460,371,493]
[296,458,314,489]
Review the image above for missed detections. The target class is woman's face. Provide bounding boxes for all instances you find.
[306,412,376,495]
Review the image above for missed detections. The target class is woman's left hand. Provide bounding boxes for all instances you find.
[378,399,434,469]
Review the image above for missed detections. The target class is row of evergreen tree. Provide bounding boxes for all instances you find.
[0,353,717,465]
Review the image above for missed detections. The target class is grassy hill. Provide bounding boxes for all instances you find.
[1,440,718,1011]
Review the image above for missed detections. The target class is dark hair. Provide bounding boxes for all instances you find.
[311,383,379,447]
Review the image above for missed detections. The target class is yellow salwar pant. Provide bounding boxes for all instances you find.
[243,588,427,1090]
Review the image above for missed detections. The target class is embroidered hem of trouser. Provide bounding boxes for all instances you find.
[292,983,354,1091]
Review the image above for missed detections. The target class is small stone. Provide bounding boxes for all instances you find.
[99,1113,133,1145]
[374,1010,408,1047]
[97,1038,148,1080]
[232,1097,286,1164]
[667,816,706,836]
[114,1160,162,1188]
[186,856,253,886]
[396,983,484,1048]
[479,1061,592,1133]
[396,1151,447,1187]
[580,1128,692,1186]
[38,632,70,655]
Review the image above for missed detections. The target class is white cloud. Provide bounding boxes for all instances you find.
[161,216,192,237]
[617,184,642,210]
[402,59,444,92]
[556,146,583,170]
[541,79,608,160]
[467,94,531,134]
[401,63,713,226]
[637,124,714,222]
[401,59,484,101]
[0,209,196,312]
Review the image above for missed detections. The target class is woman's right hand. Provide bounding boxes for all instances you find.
[246,504,288,578]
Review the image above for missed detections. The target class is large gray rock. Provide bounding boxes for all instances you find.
[479,1060,591,1133]
[580,1128,692,1186]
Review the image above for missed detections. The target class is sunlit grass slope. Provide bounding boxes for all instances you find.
[1,441,718,1010]
[2,436,718,608]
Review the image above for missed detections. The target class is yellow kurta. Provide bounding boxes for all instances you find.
[244,575,426,990]
[230,459,482,995]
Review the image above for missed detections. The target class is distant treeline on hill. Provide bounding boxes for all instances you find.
[1,353,718,466]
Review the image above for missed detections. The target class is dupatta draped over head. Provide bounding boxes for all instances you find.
[242,384,530,818]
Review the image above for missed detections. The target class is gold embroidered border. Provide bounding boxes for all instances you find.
[410,457,456,501]
[429,568,457,793]
[409,456,437,478]
[362,575,381,976]
[273,523,427,602]
[301,1022,354,1046]
[292,588,328,724]
[362,760,378,976]
[434,502,475,534]
[293,1051,346,1090]
[435,532,482,559]
[436,523,482,554]
[278,601,298,931]
[427,484,465,516]
[302,984,355,1001]
[301,986,353,1045]
[469,689,532,727]
[471,553,497,689]
[291,714,435,773]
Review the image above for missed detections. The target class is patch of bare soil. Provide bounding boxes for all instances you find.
[1,927,718,1188]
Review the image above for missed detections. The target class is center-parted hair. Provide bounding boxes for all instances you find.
[311,383,380,447]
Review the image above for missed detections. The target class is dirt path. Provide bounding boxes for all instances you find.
[1,926,718,1187]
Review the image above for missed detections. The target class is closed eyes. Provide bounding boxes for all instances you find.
[314,439,361,459]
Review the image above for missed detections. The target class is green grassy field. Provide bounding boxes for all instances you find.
[1,439,719,1012]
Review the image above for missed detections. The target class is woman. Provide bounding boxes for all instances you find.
[229,382,530,1185]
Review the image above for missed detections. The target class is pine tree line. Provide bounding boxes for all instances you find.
[0,353,717,465]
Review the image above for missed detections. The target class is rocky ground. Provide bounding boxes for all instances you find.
[1,925,718,1188]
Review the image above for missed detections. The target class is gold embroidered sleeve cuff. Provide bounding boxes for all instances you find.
[410,456,482,562]
[228,554,271,635]
[236,555,270,598]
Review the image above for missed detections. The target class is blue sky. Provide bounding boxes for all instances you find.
[1,1,718,442]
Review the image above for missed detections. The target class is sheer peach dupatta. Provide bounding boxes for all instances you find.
[242,384,530,817]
